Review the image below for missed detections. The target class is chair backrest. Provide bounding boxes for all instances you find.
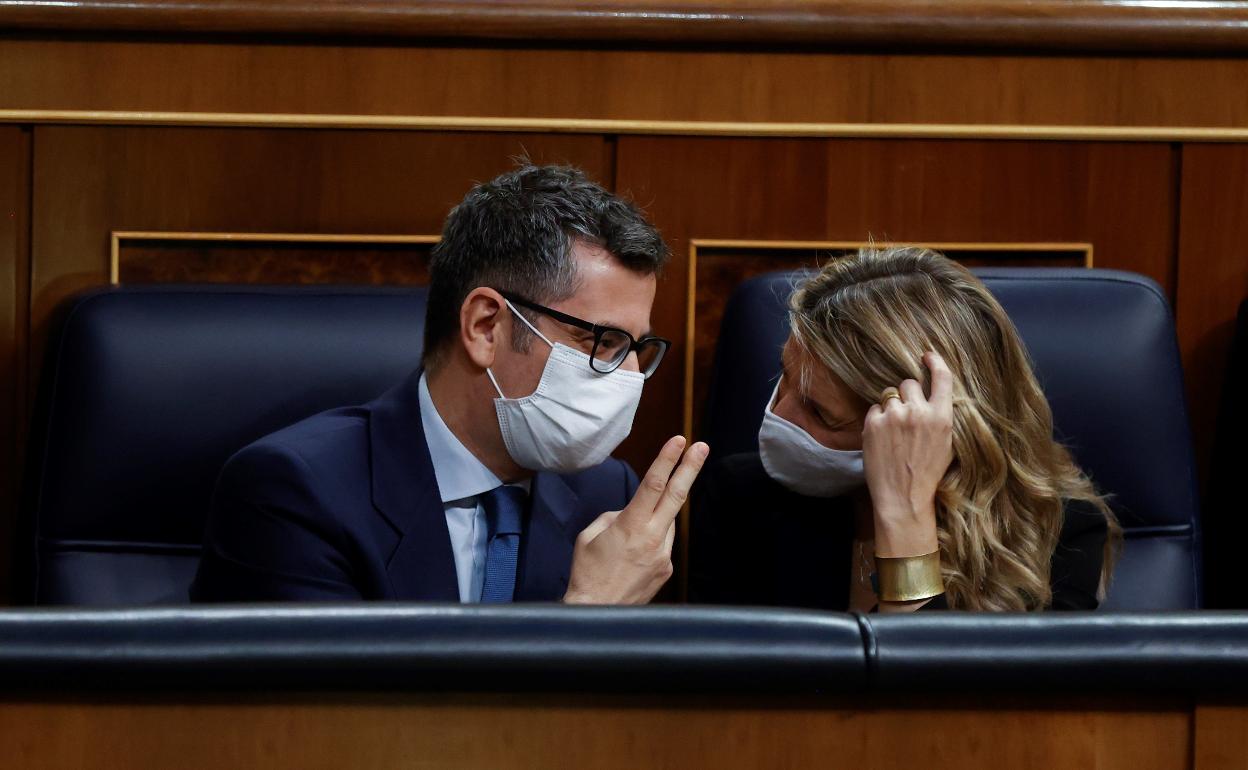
[699,268,1202,610]
[23,285,428,605]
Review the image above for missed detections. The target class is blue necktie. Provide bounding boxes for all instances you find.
[479,485,526,603]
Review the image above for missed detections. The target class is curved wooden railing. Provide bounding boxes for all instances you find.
[3,0,1248,53]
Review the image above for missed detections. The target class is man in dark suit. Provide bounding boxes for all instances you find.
[191,164,707,604]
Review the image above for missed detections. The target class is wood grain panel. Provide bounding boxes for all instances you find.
[117,236,436,286]
[821,140,1176,284]
[0,695,1192,770]
[4,41,1248,131]
[4,0,1248,53]
[0,126,30,604]
[1196,704,1248,770]
[1175,145,1248,609]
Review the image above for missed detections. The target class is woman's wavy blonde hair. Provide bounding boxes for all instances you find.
[788,246,1120,610]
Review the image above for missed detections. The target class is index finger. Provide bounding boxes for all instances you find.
[924,350,954,408]
[648,441,710,534]
[618,435,687,528]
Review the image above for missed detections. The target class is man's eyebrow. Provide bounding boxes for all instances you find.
[595,319,652,337]
[547,314,595,334]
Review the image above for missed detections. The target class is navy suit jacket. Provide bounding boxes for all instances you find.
[190,369,639,602]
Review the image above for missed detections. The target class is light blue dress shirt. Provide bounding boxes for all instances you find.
[418,374,530,603]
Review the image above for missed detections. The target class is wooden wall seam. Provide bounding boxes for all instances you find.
[1,125,32,603]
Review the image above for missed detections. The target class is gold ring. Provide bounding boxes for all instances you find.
[880,390,902,407]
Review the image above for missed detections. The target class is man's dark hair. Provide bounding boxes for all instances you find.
[423,163,670,368]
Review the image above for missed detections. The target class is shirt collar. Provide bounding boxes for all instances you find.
[418,372,528,504]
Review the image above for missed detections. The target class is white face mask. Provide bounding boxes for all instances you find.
[758,379,865,498]
[487,300,644,474]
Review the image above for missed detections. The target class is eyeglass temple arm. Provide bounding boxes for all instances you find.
[498,291,598,334]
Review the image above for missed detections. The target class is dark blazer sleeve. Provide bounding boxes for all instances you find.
[688,454,757,605]
[190,442,363,602]
[1048,498,1109,610]
[688,453,851,609]
[621,458,640,502]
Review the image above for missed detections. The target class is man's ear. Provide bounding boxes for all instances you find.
[459,287,508,370]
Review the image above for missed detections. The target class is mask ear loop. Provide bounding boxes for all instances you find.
[505,299,555,348]
[485,368,507,399]
[486,298,556,399]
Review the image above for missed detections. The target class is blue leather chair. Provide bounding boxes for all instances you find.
[697,268,1202,610]
[22,285,428,605]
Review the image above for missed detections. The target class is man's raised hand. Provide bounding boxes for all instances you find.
[563,436,710,604]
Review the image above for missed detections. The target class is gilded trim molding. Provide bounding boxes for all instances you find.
[110,231,440,284]
[7,111,1248,142]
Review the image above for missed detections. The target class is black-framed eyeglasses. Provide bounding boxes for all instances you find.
[499,290,670,379]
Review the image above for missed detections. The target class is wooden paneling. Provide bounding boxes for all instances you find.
[0,126,29,603]
[0,695,1192,770]
[1196,704,1248,770]
[5,0,1248,53]
[4,42,1248,132]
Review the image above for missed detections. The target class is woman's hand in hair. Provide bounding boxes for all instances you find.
[863,351,955,558]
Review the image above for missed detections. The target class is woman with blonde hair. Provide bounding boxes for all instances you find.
[690,247,1120,612]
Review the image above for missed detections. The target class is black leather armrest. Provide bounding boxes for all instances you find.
[12,606,1248,696]
[861,612,1248,693]
[0,604,867,694]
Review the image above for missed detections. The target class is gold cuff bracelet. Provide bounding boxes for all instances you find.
[874,550,945,603]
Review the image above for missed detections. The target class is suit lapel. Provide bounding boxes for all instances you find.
[368,368,460,601]
[515,471,581,601]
